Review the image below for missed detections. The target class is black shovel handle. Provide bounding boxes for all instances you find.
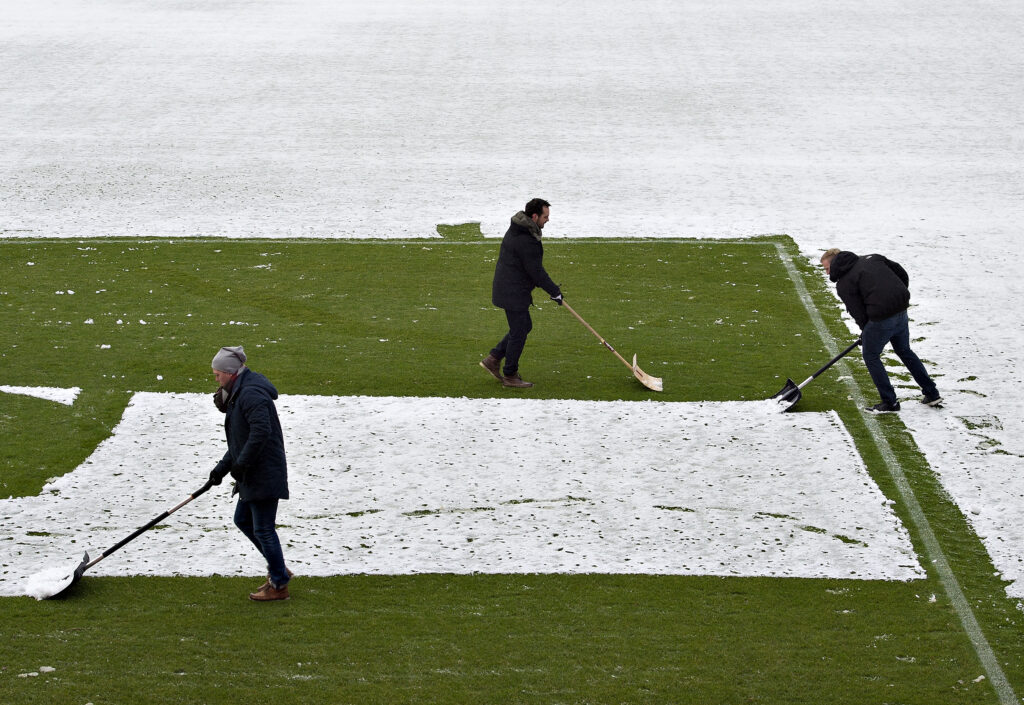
[88,480,214,568]
[805,338,862,384]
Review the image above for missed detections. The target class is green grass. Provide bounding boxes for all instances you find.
[0,576,999,704]
[1,233,1022,704]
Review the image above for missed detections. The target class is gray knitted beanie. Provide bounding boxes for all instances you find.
[211,346,247,374]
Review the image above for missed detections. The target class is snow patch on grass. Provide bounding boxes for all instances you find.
[0,392,922,596]
[0,385,81,406]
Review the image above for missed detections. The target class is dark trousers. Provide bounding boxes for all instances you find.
[861,310,938,406]
[233,497,290,588]
[490,308,533,376]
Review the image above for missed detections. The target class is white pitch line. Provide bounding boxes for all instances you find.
[774,242,1018,705]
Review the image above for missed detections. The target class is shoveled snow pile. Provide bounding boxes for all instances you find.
[23,562,79,600]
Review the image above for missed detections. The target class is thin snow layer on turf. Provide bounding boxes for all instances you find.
[0,385,81,406]
[0,393,922,596]
[2,1,1019,244]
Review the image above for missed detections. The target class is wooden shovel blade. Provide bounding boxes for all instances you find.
[632,354,663,392]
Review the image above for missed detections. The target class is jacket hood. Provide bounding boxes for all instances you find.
[235,368,279,400]
[511,211,543,241]
[829,251,859,282]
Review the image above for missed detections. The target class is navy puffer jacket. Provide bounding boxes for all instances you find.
[829,251,910,328]
[212,368,289,502]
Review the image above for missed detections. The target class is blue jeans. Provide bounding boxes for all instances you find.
[490,308,533,376]
[233,498,289,588]
[861,310,938,406]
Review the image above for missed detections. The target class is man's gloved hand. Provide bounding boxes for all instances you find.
[208,469,223,486]
[550,293,564,305]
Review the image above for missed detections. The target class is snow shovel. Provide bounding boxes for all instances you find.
[562,300,663,392]
[39,479,214,600]
[771,338,862,411]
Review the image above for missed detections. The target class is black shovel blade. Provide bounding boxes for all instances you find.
[770,379,802,410]
[43,551,90,600]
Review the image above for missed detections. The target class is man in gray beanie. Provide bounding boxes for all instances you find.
[208,345,293,601]
[211,345,246,412]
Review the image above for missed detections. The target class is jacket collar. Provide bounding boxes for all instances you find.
[511,211,542,241]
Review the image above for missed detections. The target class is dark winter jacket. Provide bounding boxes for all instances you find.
[491,212,561,310]
[829,251,911,328]
[212,368,289,502]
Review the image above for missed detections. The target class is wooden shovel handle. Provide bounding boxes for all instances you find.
[561,301,634,371]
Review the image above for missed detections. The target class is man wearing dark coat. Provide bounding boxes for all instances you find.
[208,346,292,600]
[480,198,563,388]
[821,249,941,413]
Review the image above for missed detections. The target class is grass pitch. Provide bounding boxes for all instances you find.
[1,231,1021,704]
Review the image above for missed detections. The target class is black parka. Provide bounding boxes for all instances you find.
[829,251,910,328]
[212,368,289,502]
[491,213,561,310]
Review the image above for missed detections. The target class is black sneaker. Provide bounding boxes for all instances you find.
[865,401,900,413]
[920,394,943,407]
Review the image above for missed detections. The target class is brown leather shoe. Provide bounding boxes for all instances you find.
[256,568,294,593]
[502,374,534,388]
[479,354,503,382]
[249,583,290,601]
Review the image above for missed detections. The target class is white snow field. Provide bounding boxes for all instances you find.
[0,393,923,597]
[1,1,1022,593]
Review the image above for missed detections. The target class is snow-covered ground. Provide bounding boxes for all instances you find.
[0,393,922,597]
[1,1,1022,593]
[0,385,80,406]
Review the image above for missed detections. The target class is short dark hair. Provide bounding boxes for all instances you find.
[524,198,550,218]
